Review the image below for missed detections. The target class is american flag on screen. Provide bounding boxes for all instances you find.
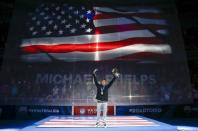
[21,3,172,62]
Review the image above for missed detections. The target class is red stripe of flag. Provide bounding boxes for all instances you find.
[21,37,163,53]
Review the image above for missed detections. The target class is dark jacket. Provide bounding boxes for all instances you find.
[93,73,116,102]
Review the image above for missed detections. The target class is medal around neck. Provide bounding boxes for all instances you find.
[101,87,105,95]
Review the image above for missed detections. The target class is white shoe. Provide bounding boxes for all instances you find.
[103,122,107,128]
[95,122,99,127]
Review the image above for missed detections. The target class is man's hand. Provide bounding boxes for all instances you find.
[112,68,120,78]
[93,68,98,75]
[114,72,120,78]
[112,68,117,74]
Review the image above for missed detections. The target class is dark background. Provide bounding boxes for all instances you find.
[0,0,197,127]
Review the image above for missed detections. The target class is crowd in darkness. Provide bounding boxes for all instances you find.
[0,66,194,105]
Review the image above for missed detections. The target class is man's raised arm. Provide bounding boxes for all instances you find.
[108,68,120,88]
[93,69,99,87]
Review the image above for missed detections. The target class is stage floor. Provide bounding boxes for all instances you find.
[21,116,178,131]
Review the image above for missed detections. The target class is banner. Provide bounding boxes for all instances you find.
[116,104,198,118]
[0,104,198,119]
[16,105,72,119]
[74,105,114,115]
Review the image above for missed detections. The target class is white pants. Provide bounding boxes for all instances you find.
[96,102,107,122]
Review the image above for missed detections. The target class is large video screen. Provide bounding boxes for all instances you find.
[0,0,192,105]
